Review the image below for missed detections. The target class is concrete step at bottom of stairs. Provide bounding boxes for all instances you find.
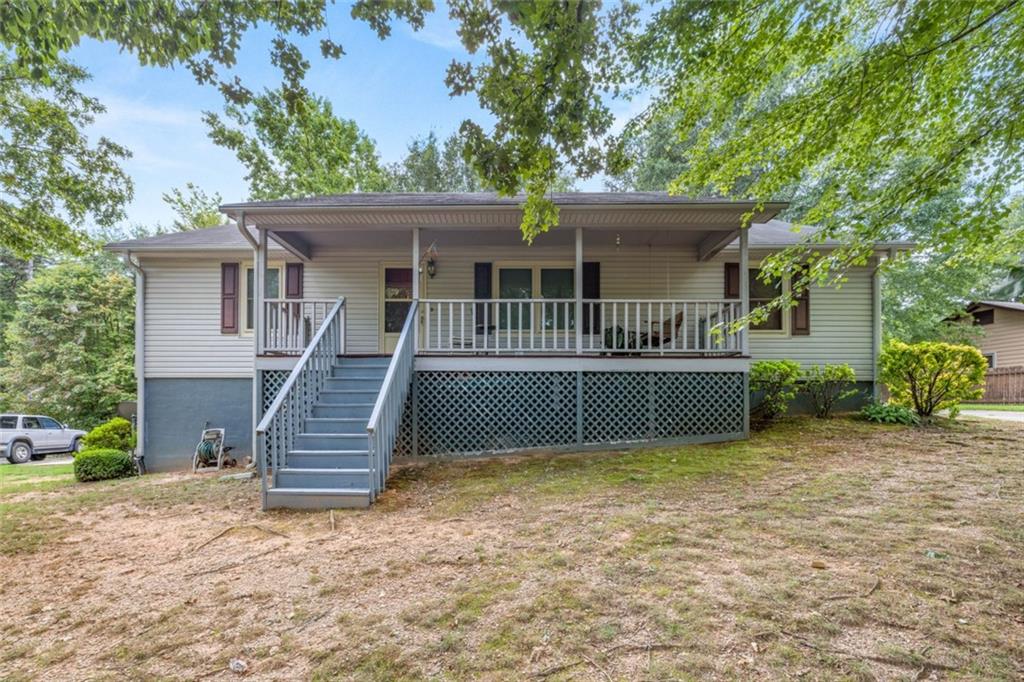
[266,487,371,509]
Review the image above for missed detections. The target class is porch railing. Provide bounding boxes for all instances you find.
[366,300,417,499]
[256,297,345,507]
[262,298,337,354]
[418,299,743,354]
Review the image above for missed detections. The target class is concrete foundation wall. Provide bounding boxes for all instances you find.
[144,378,252,472]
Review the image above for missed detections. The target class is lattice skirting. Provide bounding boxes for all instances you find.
[396,370,747,457]
[259,370,290,466]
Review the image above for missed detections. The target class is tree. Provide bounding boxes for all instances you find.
[0,54,132,257]
[162,183,223,231]
[449,1,1024,289]
[1,262,135,428]
[0,0,430,254]
[205,88,388,199]
[386,131,485,192]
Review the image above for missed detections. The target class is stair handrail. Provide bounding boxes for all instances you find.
[257,296,345,508]
[366,300,418,499]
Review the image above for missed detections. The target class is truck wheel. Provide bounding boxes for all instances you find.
[8,441,32,464]
[73,438,84,454]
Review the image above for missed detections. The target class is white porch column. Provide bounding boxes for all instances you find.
[255,226,267,356]
[575,227,583,354]
[739,227,750,355]
[412,227,420,351]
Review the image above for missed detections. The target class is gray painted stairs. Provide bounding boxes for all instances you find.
[266,357,389,509]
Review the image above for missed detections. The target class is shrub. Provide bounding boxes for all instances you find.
[879,341,987,418]
[82,417,135,452]
[861,402,920,425]
[802,363,859,418]
[73,448,136,482]
[751,360,801,420]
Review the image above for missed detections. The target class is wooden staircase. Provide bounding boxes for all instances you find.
[265,357,389,509]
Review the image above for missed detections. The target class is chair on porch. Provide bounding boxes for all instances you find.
[603,310,686,351]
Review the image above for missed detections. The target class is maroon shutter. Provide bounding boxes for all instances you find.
[285,263,304,299]
[724,263,740,298]
[791,265,811,335]
[220,263,239,333]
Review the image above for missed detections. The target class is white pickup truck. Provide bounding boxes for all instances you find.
[0,414,87,464]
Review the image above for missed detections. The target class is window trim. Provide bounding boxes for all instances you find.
[240,260,285,336]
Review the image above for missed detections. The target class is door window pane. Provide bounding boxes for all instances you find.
[384,301,412,333]
[385,268,413,300]
[498,268,532,329]
[40,417,61,429]
[22,417,41,429]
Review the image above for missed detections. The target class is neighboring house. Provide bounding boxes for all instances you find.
[963,301,1024,368]
[106,192,908,509]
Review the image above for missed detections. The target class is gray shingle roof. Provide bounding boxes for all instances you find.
[220,191,786,212]
[974,300,1024,313]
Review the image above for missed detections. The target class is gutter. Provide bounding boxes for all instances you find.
[235,210,257,249]
[122,252,146,467]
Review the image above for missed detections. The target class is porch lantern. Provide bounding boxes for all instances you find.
[426,256,437,278]
[420,242,439,279]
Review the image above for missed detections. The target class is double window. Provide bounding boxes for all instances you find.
[495,265,575,330]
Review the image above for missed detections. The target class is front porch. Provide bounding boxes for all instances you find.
[223,194,774,509]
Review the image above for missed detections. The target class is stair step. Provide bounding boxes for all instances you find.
[331,366,388,379]
[266,487,371,509]
[295,433,368,450]
[334,356,392,368]
[276,467,370,489]
[305,417,366,434]
[318,389,380,404]
[312,404,374,419]
[324,377,385,391]
[286,450,370,468]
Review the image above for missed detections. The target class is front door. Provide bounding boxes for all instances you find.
[381,266,413,354]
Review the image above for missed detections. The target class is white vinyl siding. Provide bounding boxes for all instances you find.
[141,243,877,380]
[143,258,254,378]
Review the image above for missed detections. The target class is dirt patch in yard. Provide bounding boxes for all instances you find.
[1,418,1022,681]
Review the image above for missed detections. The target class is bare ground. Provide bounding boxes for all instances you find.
[1,417,1022,681]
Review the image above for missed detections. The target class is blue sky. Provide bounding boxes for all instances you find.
[68,5,632,231]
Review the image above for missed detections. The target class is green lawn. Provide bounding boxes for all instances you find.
[0,461,76,495]
[964,403,1024,412]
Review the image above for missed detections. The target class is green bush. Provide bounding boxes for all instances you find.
[802,363,859,418]
[73,448,136,482]
[861,402,920,425]
[751,360,801,420]
[879,341,987,418]
[82,417,135,452]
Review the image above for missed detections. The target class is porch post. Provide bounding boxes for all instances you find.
[255,226,267,356]
[575,227,583,354]
[739,226,750,355]
[412,227,420,351]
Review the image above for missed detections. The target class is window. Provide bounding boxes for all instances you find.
[39,417,62,429]
[495,265,574,330]
[972,309,995,325]
[749,268,783,331]
[0,416,16,429]
[243,266,281,331]
[21,417,42,429]
[983,352,996,368]
[383,267,413,334]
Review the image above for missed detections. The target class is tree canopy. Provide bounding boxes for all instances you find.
[205,88,387,199]
[386,131,484,193]
[161,183,224,231]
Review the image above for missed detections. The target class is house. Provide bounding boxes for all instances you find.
[963,301,1024,369]
[105,192,908,509]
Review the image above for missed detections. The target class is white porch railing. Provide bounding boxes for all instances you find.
[262,298,337,354]
[366,300,417,499]
[419,299,743,354]
[256,297,345,508]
